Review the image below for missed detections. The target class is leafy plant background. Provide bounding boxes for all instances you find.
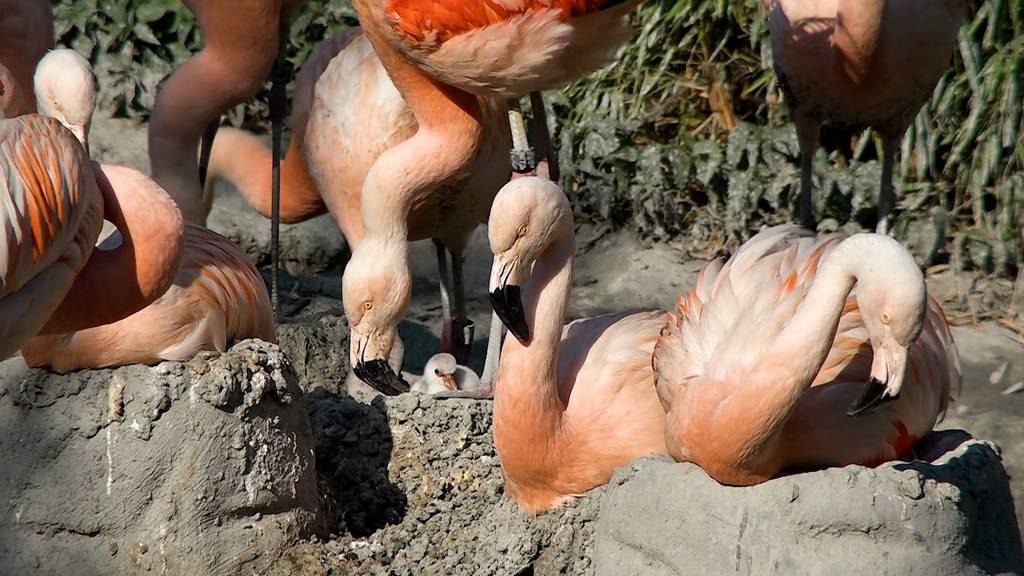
[54,0,1023,276]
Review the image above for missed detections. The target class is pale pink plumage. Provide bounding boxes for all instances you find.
[655,225,960,485]
[488,177,667,514]
[22,224,274,373]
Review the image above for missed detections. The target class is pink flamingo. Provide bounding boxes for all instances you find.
[0,114,184,360]
[654,225,960,486]
[0,0,51,117]
[204,29,502,386]
[764,0,965,232]
[21,48,274,372]
[148,0,306,225]
[487,177,667,514]
[343,0,641,394]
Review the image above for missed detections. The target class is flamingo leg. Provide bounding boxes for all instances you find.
[198,119,220,214]
[795,117,820,231]
[449,248,474,365]
[269,17,292,321]
[876,136,899,235]
[529,92,559,182]
[508,100,536,178]
[435,239,455,352]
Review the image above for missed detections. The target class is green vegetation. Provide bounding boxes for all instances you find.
[54,0,1024,275]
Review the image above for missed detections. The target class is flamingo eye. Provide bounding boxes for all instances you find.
[881,312,891,325]
[362,300,373,311]
[517,225,528,237]
[434,368,441,375]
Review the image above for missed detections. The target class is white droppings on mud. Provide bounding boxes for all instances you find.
[106,427,114,496]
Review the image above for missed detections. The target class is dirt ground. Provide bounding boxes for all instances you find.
[77,110,1024,536]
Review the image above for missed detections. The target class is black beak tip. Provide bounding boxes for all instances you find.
[847,377,899,417]
[353,358,409,396]
[490,285,530,344]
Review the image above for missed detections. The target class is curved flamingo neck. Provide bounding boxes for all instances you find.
[353,7,486,242]
[495,227,576,440]
[205,127,325,223]
[39,163,184,334]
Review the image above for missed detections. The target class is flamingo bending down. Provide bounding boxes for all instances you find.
[764,0,965,233]
[653,225,960,486]
[344,0,640,394]
[21,48,274,372]
[148,0,306,225]
[0,0,52,117]
[205,28,497,382]
[0,114,184,359]
[487,177,667,514]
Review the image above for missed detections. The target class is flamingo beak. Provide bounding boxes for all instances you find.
[489,254,530,343]
[440,373,458,391]
[848,339,907,416]
[351,329,409,396]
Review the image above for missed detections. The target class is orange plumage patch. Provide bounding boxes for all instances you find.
[386,0,618,44]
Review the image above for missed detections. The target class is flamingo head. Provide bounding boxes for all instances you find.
[342,239,411,395]
[846,234,927,416]
[487,176,572,344]
[33,48,96,152]
[424,353,459,391]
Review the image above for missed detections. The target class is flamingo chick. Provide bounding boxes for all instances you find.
[487,177,667,514]
[410,352,483,395]
[654,225,960,486]
[0,114,184,360]
[764,0,965,233]
[22,48,274,372]
[0,0,52,117]
[148,0,306,224]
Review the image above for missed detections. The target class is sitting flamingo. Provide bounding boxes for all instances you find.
[21,49,273,372]
[654,225,960,486]
[410,352,483,395]
[0,114,184,360]
[487,177,667,514]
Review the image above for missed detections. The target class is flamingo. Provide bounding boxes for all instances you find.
[20,48,274,372]
[764,0,965,233]
[204,28,503,387]
[486,177,667,514]
[653,225,960,486]
[344,0,641,394]
[410,352,484,395]
[147,0,306,225]
[0,0,51,117]
[0,114,184,360]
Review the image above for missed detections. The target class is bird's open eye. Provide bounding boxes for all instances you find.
[517,225,528,237]
[362,300,373,311]
[881,312,891,325]
[434,368,441,375]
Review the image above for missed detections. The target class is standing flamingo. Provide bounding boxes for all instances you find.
[343,0,641,394]
[486,177,667,514]
[0,114,184,360]
[21,48,274,372]
[764,0,965,233]
[148,0,306,225]
[653,225,960,486]
[204,28,503,385]
[0,0,51,117]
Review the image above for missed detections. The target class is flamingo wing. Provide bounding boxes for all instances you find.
[372,0,639,96]
[0,115,99,299]
[653,225,845,409]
